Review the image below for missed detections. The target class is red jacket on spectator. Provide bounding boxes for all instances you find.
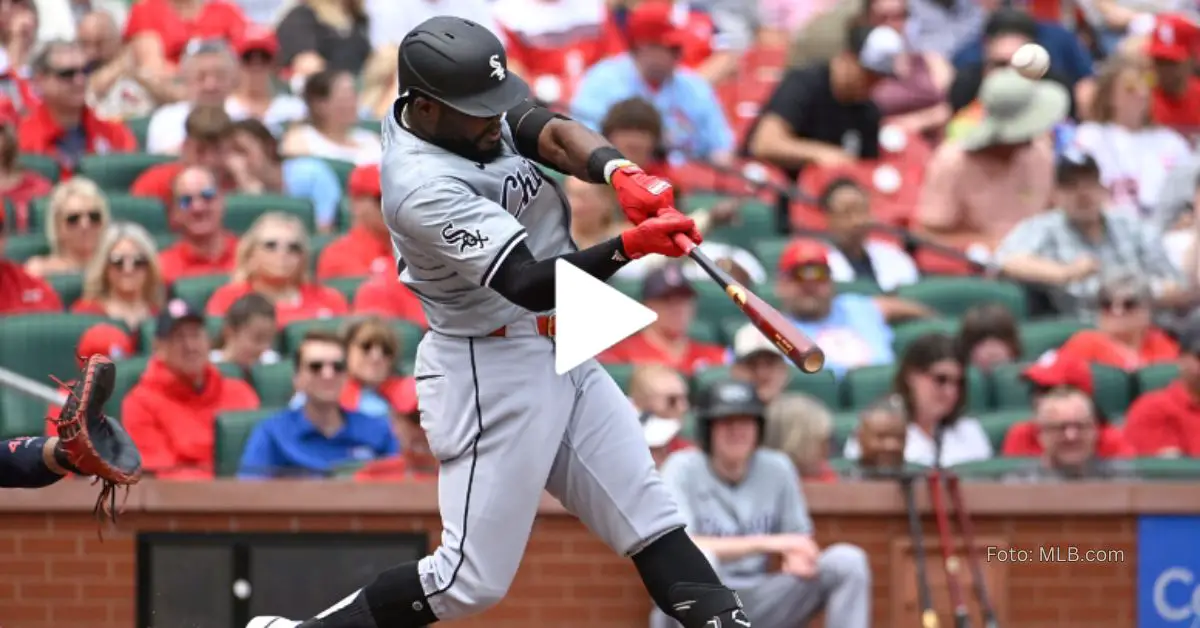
[123,0,247,65]
[600,332,726,376]
[354,456,438,481]
[0,169,52,233]
[121,358,260,479]
[157,233,240,285]
[353,274,428,327]
[1000,421,1135,458]
[1122,381,1200,456]
[18,102,136,177]
[206,281,349,327]
[603,1,717,70]
[0,260,62,314]
[1054,329,1180,371]
[316,226,393,279]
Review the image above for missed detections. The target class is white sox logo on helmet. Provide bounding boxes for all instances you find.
[489,55,505,81]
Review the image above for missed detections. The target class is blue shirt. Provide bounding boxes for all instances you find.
[282,157,343,230]
[789,294,894,378]
[237,407,399,479]
[951,22,1094,85]
[569,54,734,161]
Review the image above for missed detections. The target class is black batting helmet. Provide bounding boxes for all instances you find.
[694,380,766,453]
[398,16,530,118]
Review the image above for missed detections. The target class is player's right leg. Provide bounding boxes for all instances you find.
[247,334,576,628]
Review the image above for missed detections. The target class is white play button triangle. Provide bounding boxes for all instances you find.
[555,259,657,374]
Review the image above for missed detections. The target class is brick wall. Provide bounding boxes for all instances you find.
[1,481,1187,628]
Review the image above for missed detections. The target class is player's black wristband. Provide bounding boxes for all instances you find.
[585,146,629,184]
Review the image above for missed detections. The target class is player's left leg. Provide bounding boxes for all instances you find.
[544,360,751,628]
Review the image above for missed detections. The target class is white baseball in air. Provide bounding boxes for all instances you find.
[1010,43,1050,79]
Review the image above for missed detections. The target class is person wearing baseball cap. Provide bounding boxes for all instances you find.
[227,26,307,136]
[570,0,736,166]
[317,164,394,279]
[730,324,791,405]
[1124,316,1200,457]
[1147,13,1200,130]
[599,264,726,376]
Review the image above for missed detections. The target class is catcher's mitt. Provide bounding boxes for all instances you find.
[50,355,143,525]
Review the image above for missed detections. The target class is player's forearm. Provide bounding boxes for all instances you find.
[537,118,614,182]
[0,437,68,489]
[690,535,781,560]
[490,238,630,311]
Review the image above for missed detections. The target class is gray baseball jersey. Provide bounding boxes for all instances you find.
[380,106,575,336]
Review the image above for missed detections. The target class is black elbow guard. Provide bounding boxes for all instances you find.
[507,99,566,161]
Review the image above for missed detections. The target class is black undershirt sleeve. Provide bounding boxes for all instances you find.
[488,237,630,312]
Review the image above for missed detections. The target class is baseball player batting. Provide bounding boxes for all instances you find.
[247,16,754,628]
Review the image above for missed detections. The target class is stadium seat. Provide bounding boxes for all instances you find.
[78,153,173,191]
[126,116,152,150]
[215,408,280,477]
[836,279,885,296]
[1091,364,1131,419]
[990,362,1033,409]
[610,277,641,300]
[699,199,779,249]
[1135,364,1179,395]
[153,232,178,250]
[310,233,337,272]
[693,279,750,321]
[4,233,49,262]
[250,362,295,407]
[318,158,355,187]
[336,198,353,230]
[895,277,1027,319]
[974,408,1030,450]
[689,319,723,345]
[108,195,169,233]
[18,154,60,183]
[1019,318,1087,360]
[223,194,316,233]
[1127,457,1200,480]
[752,237,788,271]
[842,364,989,413]
[602,363,636,393]
[322,276,367,304]
[281,317,424,367]
[892,319,959,357]
[788,369,841,409]
[105,355,149,419]
[45,273,84,308]
[2,199,13,231]
[951,456,1037,480]
[170,274,230,310]
[831,412,858,450]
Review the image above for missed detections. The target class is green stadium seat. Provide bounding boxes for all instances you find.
[125,116,152,150]
[250,362,295,407]
[1091,364,1131,419]
[950,457,1037,480]
[836,279,884,296]
[693,279,748,321]
[831,412,858,450]
[4,233,49,262]
[170,274,229,310]
[322,276,367,304]
[153,232,178,250]
[892,319,960,357]
[215,408,280,477]
[318,158,355,187]
[355,119,380,134]
[281,317,424,368]
[610,277,641,300]
[2,199,14,231]
[974,408,1030,451]
[752,238,788,270]
[787,369,841,408]
[78,153,173,191]
[223,194,316,233]
[602,363,636,392]
[689,319,723,345]
[991,362,1033,409]
[139,316,225,352]
[1019,318,1087,360]
[18,154,60,183]
[105,355,150,418]
[108,195,169,233]
[1127,457,1200,480]
[336,198,353,231]
[842,364,990,413]
[702,200,779,249]
[896,277,1027,319]
[45,273,84,308]
[1136,364,1179,395]
[691,365,732,393]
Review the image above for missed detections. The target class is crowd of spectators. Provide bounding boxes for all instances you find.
[4,0,1200,624]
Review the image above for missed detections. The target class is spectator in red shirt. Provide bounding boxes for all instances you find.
[0,113,52,233]
[600,265,727,375]
[71,222,165,330]
[121,298,260,479]
[17,40,135,177]
[352,273,427,327]
[24,177,110,278]
[0,1,38,115]
[0,209,62,314]
[339,317,417,420]
[1055,272,1180,371]
[493,0,610,106]
[316,164,393,279]
[156,165,240,284]
[1005,386,1135,481]
[125,0,247,72]
[605,0,729,82]
[1147,14,1200,133]
[206,212,349,326]
[1124,319,1200,457]
[132,105,237,207]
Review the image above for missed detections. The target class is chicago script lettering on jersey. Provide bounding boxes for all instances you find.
[500,159,546,216]
[441,223,490,252]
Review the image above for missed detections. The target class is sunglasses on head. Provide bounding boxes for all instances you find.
[108,255,149,271]
[49,65,90,81]
[304,359,346,375]
[177,188,218,210]
[358,339,396,357]
[261,239,303,254]
[63,210,102,227]
[1100,296,1142,312]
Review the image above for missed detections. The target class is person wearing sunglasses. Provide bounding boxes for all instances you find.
[238,328,398,479]
[206,211,349,326]
[627,363,695,457]
[122,298,261,479]
[24,177,110,278]
[1055,271,1181,371]
[156,165,240,284]
[72,222,165,330]
[317,164,393,277]
[226,28,307,137]
[339,317,417,421]
[1003,386,1136,482]
[845,332,993,467]
[17,39,135,177]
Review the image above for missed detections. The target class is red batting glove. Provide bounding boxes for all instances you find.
[620,214,703,260]
[609,162,676,225]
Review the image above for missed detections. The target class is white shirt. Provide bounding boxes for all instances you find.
[843,417,994,467]
[1073,122,1191,219]
[366,0,500,48]
[826,240,921,292]
[33,0,129,42]
[290,125,382,165]
[146,96,308,155]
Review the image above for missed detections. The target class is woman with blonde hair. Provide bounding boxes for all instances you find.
[276,0,372,80]
[763,393,837,482]
[205,211,348,326]
[25,178,110,277]
[72,222,165,330]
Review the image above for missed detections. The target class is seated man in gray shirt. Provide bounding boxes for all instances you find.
[655,380,871,628]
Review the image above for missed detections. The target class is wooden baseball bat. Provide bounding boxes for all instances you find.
[901,473,940,628]
[947,473,1001,628]
[670,233,825,374]
[927,471,972,628]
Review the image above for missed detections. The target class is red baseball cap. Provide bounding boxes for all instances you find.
[1022,352,1093,396]
[1147,14,1198,62]
[778,239,830,275]
[76,323,134,365]
[627,1,687,49]
[348,164,382,198]
[236,25,279,58]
